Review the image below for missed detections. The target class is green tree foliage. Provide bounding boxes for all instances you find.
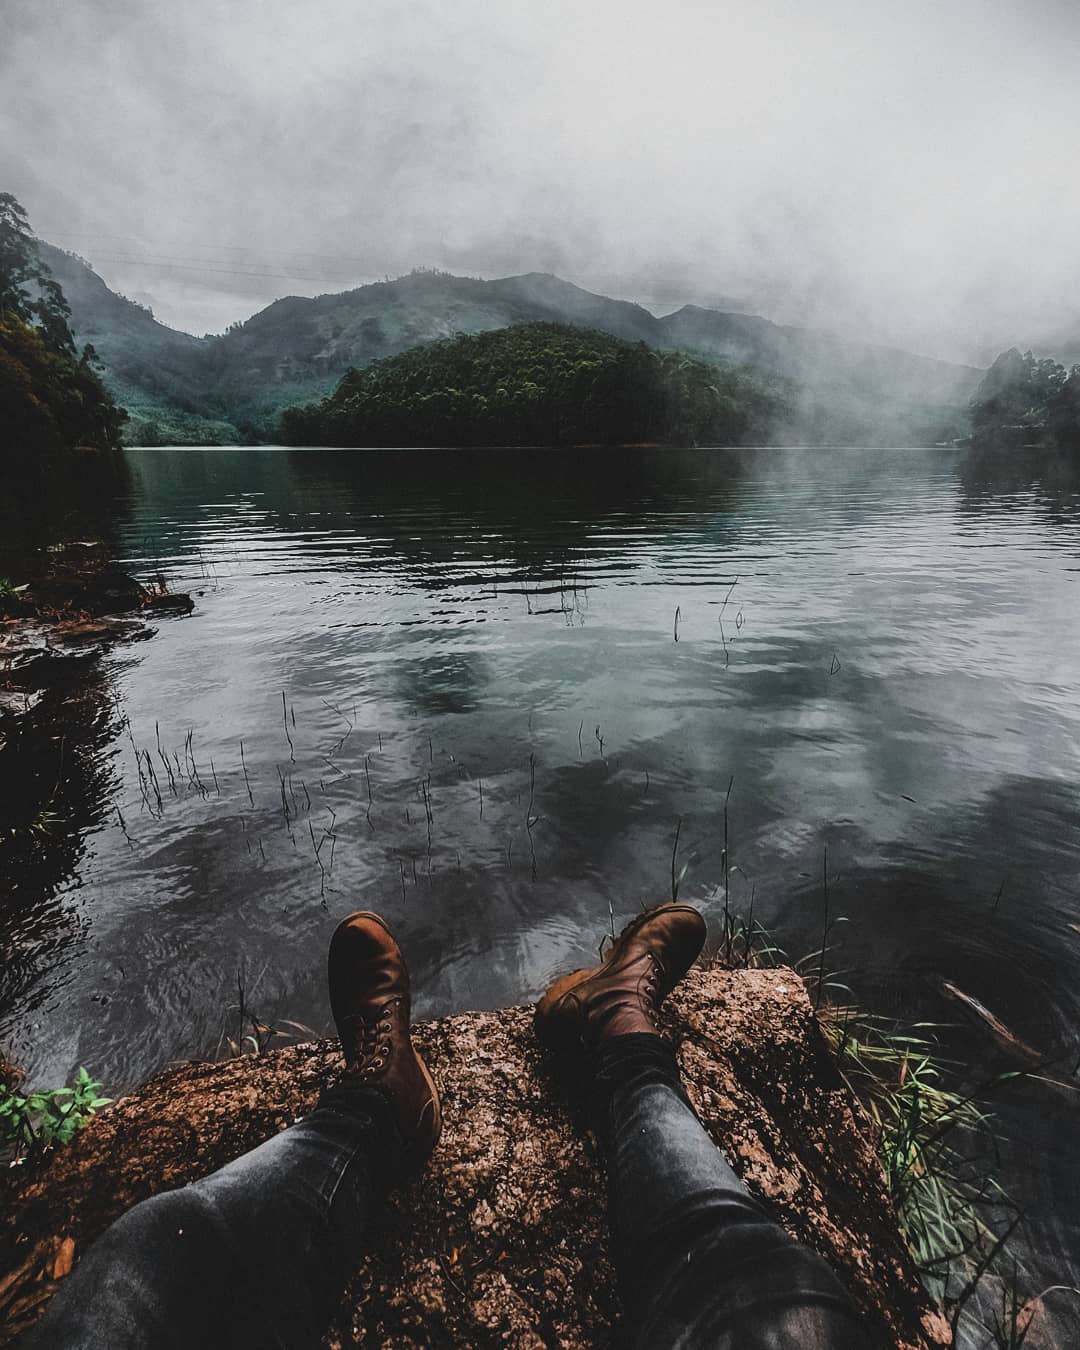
[0,193,126,474]
[280,323,790,447]
[0,192,75,349]
[969,348,1080,451]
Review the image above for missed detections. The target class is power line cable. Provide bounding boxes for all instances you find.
[37,226,378,269]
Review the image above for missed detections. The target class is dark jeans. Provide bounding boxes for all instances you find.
[26,1038,867,1349]
[595,1034,868,1348]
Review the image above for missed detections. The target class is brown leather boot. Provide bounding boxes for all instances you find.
[535,903,706,1054]
[327,911,441,1173]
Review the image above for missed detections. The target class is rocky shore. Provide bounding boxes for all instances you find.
[0,548,193,720]
[1,967,948,1348]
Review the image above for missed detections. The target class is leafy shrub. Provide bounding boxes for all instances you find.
[0,1067,110,1159]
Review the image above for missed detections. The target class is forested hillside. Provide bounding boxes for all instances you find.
[280,323,792,447]
[39,247,982,447]
[0,197,127,551]
[969,349,1080,451]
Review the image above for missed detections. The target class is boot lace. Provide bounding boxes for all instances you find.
[344,999,396,1078]
[642,954,664,1025]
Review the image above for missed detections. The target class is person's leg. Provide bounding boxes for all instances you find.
[597,1033,867,1349]
[25,912,440,1350]
[23,1090,395,1350]
[537,904,869,1349]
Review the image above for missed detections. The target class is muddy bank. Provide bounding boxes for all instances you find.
[1,967,948,1348]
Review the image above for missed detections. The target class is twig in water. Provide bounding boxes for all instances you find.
[240,739,255,808]
[718,575,739,668]
[722,774,734,962]
[321,697,355,757]
[158,744,178,796]
[814,847,829,1009]
[143,750,163,814]
[277,768,292,828]
[115,804,133,846]
[671,817,683,902]
[282,691,295,761]
[309,821,327,901]
[526,752,538,829]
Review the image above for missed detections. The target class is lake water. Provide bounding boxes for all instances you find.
[6,444,1080,1331]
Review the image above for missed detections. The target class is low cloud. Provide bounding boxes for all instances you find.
[2,0,1078,358]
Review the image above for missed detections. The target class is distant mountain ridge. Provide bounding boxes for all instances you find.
[38,244,984,445]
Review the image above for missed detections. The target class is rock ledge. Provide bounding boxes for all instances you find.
[1,968,948,1347]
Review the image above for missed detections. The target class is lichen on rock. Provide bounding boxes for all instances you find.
[1,968,948,1347]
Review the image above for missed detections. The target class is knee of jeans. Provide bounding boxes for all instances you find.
[742,1301,869,1350]
[103,1184,222,1255]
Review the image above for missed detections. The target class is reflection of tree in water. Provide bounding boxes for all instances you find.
[955,446,1080,530]
[0,650,125,1048]
[282,445,752,582]
[1,444,135,1044]
[0,452,129,581]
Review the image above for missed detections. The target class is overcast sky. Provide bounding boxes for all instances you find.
[2,0,1078,360]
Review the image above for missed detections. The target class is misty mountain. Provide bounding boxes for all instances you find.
[39,244,982,445]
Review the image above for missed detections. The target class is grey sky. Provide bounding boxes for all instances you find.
[2,0,1078,360]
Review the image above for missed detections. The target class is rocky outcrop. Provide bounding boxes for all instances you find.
[0,968,949,1347]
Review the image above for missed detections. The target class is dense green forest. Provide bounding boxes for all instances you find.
[969,349,1080,451]
[1,195,125,464]
[0,195,127,552]
[280,323,792,447]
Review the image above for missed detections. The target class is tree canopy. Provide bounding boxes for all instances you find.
[969,348,1080,451]
[280,323,791,448]
[0,192,126,467]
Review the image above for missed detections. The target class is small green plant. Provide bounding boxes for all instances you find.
[819,1006,1007,1301]
[0,1067,110,1159]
